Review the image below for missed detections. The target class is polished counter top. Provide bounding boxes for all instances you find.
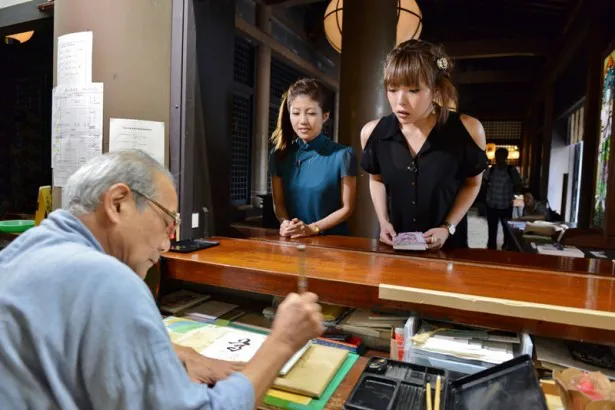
[232,225,615,277]
[163,235,615,343]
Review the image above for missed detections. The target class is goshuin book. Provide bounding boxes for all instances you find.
[393,232,427,251]
[159,290,210,314]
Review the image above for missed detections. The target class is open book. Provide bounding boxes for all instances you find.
[393,232,427,251]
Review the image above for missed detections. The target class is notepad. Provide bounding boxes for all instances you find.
[273,344,349,398]
[537,244,585,258]
[159,290,210,314]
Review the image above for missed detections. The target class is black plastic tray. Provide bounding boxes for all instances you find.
[344,355,546,410]
[344,357,448,410]
[447,355,548,410]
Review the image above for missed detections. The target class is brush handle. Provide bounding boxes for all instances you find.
[297,244,307,293]
[435,375,441,410]
[426,382,432,410]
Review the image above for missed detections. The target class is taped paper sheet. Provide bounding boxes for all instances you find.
[51,84,104,187]
[109,118,165,166]
[57,31,93,86]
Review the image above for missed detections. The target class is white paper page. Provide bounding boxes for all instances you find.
[201,330,267,363]
[51,84,104,187]
[108,118,165,166]
[199,329,311,374]
[57,31,93,86]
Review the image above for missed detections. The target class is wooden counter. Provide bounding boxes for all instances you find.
[232,225,615,277]
[162,237,615,344]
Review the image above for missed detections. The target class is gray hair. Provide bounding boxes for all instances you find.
[63,150,175,216]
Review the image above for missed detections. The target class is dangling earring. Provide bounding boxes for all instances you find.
[431,102,437,115]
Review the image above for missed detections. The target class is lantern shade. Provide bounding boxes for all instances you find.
[323,0,342,53]
[5,31,34,44]
[323,0,422,53]
[396,0,422,44]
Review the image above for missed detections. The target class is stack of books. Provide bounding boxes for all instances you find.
[336,309,408,351]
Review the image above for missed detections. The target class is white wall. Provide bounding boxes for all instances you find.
[547,133,572,214]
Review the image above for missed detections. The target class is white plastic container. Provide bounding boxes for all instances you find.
[402,316,534,376]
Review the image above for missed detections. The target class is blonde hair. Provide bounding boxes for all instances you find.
[384,39,457,123]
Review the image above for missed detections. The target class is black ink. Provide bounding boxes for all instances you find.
[227,338,251,352]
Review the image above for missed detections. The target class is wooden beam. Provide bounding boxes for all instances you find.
[235,15,339,90]
[444,38,548,60]
[37,0,54,12]
[526,1,591,110]
[263,0,324,6]
[270,8,338,69]
[0,0,52,31]
[454,70,531,85]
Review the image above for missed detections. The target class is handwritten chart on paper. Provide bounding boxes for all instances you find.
[51,84,103,187]
[109,119,165,166]
[57,32,93,86]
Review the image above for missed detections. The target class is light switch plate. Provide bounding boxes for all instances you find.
[191,212,199,228]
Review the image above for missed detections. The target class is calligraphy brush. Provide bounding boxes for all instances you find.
[297,244,307,293]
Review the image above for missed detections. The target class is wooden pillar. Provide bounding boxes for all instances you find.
[251,4,272,206]
[52,0,172,208]
[521,115,533,179]
[540,89,554,200]
[181,0,235,237]
[338,0,397,238]
[530,112,542,197]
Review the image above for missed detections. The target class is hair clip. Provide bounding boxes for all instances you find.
[436,57,448,71]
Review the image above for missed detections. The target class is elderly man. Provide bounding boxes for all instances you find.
[0,150,324,409]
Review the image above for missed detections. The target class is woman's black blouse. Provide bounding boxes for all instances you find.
[361,112,488,249]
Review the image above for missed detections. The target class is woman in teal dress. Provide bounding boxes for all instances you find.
[268,78,357,238]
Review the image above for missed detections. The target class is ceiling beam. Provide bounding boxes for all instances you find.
[0,0,52,31]
[527,0,592,111]
[444,38,548,60]
[235,15,338,89]
[454,70,532,85]
[263,0,325,7]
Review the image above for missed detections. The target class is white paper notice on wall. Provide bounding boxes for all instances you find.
[109,119,165,166]
[57,31,93,86]
[51,83,104,187]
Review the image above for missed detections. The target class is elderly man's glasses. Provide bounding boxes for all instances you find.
[132,189,181,237]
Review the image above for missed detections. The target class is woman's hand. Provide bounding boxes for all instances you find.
[379,221,397,245]
[287,220,319,239]
[280,218,304,237]
[423,227,449,250]
[279,219,293,237]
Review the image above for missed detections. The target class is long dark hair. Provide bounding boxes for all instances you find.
[384,39,457,124]
[270,78,331,156]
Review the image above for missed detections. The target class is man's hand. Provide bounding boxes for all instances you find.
[173,344,244,385]
[239,292,324,404]
[270,292,325,352]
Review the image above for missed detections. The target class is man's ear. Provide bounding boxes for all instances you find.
[323,112,330,123]
[101,183,132,224]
